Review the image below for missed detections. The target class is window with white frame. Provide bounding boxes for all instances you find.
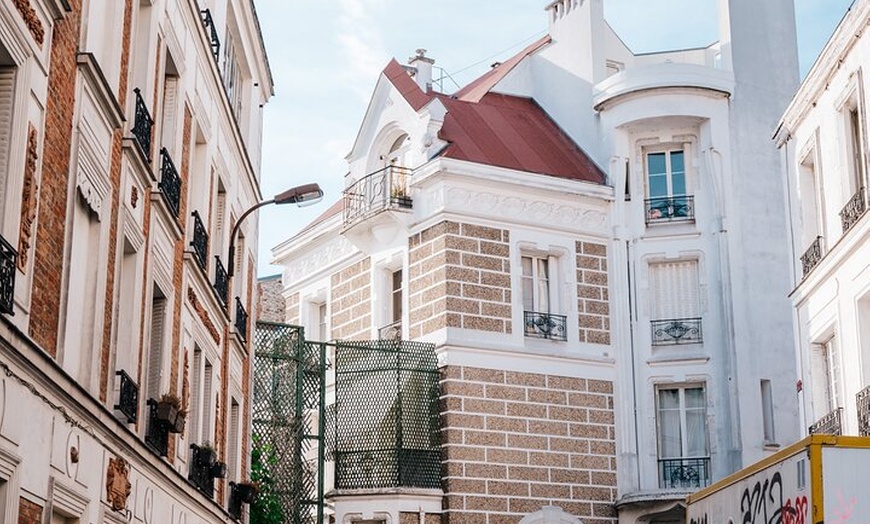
[522,254,565,341]
[845,100,866,195]
[222,29,243,121]
[645,149,693,223]
[839,75,868,234]
[649,260,702,345]
[379,270,403,340]
[810,335,843,419]
[656,385,710,489]
[798,144,826,277]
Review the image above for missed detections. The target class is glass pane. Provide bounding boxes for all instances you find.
[537,258,549,280]
[686,409,708,456]
[671,172,686,196]
[659,409,682,458]
[522,276,534,311]
[670,151,685,173]
[648,153,667,175]
[522,256,532,277]
[649,174,668,198]
[685,387,705,408]
[659,389,680,409]
[392,270,402,291]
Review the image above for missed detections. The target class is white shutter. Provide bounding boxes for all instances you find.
[204,361,213,441]
[191,348,203,442]
[147,295,166,400]
[650,261,700,319]
[810,344,832,414]
[228,400,240,480]
[0,67,16,211]
[161,76,178,154]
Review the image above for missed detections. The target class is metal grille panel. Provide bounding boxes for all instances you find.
[330,339,440,490]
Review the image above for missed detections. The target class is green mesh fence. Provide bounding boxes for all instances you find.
[253,322,325,524]
[329,339,441,490]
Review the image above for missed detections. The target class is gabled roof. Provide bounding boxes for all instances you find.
[383,59,430,111]
[437,93,605,184]
[454,36,552,103]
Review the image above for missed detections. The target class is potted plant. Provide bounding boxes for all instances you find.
[156,393,181,423]
[170,407,187,434]
[210,460,227,479]
[232,480,259,504]
[391,186,412,207]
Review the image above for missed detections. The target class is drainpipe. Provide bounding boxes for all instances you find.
[626,239,642,491]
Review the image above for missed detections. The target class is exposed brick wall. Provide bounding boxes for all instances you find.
[576,242,610,345]
[409,222,511,339]
[256,275,285,323]
[330,257,371,340]
[17,498,42,524]
[99,0,135,404]
[441,366,617,524]
[286,292,300,325]
[30,0,83,355]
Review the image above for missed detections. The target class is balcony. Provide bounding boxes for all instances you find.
[378,320,401,340]
[858,386,870,437]
[228,482,257,521]
[199,9,220,62]
[190,211,209,271]
[808,407,842,435]
[235,297,248,342]
[800,236,824,278]
[114,370,139,424]
[131,88,153,159]
[343,166,412,228]
[0,234,16,316]
[840,186,866,234]
[651,318,702,346]
[144,399,170,457]
[188,443,226,498]
[658,457,710,489]
[524,311,568,341]
[213,256,228,307]
[159,148,182,218]
[645,196,695,225]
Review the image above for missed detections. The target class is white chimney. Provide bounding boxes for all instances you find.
[408,48,434,92]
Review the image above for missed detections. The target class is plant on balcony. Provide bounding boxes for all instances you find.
[234,480,259,504]
[391,186,412,207]
[156,393,187,434]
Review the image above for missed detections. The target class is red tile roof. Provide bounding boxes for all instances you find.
[454,36,552,103]
[436,93,605,184]
[383,58,430,111]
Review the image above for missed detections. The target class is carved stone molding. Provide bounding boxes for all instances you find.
[105,457,131,512]
[443,187,608,234]
[12,0,44,46]
[284,236,357,287]
[18,125,39,270]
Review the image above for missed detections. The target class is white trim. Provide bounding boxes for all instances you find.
[48,475,90,518]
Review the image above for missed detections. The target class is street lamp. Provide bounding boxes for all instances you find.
[227,183,323,277]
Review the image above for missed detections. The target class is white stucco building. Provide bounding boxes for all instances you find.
[0,0,269,522]
[273,1,801,523]
[776,0,870,439]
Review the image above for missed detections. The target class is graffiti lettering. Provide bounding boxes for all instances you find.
[690,515,708,524]
[782,496,808,524]
[740,471,785,524]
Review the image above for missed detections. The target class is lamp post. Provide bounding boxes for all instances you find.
[227,183,323,278]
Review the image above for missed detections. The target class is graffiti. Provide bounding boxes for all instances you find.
[830,491,857,524]
[740,471,786,524]
[690,515,708,524]
[782,496,808,524]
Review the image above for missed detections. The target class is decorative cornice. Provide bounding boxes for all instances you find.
[283,236,358,289]
[75,53,124,129]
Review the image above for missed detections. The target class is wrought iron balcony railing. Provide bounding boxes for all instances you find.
[159,148,182,218]
[114,370,139,424]
[645,195,695,224]
[189,211,208,271]
[188,443,225,498]
[0,234,16,316]
[808,407,843,435]
[524,311,568,341]
[857,386,870,437]
[131,88,153,159]
[235,297,248,342]
[228,481,257,520]
[800,236,824,278]
[651,317,703,346]
[659,457,710,489]
[342,165,413,227]
[840,186,866,234]
[144,399,170,457]
[213,256,228,307]
[378,320,402,340]
[199,9,220,62]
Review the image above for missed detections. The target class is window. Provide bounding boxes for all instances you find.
[228,399,240,481]
[222,30,243,120]
[810,335,843,416]
[379,270,402,339]
[146,286,167,401]
[761,379,775,444]
[318,302,328,341]
[846,103,866,194]
[649,260,702,345]
[798,147,825,277]
[657,385,709,488]
[522,255,566,340]
[645,149,693,223]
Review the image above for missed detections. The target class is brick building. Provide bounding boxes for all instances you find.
[273,1,801,523]
[0,0,269,522]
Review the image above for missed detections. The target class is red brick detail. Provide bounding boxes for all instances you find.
[18,124,39,270]
[30,0,82,355]
[12,0,44,46]
[17,498,43,524]
[187,287,221,344]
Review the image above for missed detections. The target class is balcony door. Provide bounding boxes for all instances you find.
[656,385,709,489]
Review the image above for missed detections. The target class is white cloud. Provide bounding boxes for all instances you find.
[336,0,390,99]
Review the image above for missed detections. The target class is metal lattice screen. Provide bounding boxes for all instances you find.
[253,322,325,524]
[328,339,440,490]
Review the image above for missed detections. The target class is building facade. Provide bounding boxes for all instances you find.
[0,0,269,522]
[776,0,870,440]
[273,1,800,523]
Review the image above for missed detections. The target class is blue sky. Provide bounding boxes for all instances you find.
[254,0,853,276]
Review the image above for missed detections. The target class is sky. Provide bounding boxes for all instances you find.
[253,0,853,277]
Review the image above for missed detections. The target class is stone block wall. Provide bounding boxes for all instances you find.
[256,275,286,323]
[441,366,617,524]
[409,222,512,338]
[330,257,372,339]
[575,242,610,345]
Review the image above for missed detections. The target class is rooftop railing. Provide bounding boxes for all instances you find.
[808,407,843,436]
